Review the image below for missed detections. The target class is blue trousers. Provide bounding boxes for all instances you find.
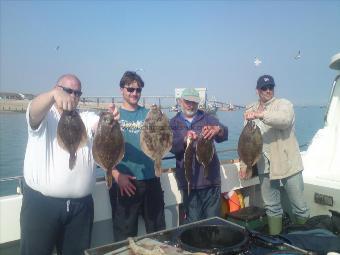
[259,172,310,218]
[182,186,221,224]
[20,184,93,255]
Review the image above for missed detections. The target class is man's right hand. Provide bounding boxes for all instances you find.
[184,130,197,143]
[29,86,77,129]
[112,169,136,197]
[53,86,77,111]
[244,111,264,121]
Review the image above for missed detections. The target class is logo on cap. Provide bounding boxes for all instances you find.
[264,78,269,82]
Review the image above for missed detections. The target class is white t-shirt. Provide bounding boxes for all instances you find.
[23,104,99,198]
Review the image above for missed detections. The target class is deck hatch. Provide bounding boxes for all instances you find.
[314,192,334,206]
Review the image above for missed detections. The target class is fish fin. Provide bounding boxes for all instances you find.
[204,165,209,178]
[252,155,261,166]
[105,172,113,189]
[57,133,68,151]
[239,165,253,180]
[154,158,162,177]
[78,130,88,148]
[69,151,76,170]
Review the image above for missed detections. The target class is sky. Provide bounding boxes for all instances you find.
[1,0,340,106]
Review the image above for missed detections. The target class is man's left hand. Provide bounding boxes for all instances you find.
[202,125,222,140]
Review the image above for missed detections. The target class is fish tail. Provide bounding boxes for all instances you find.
[105,172,113,189]
[246,165,253,179]
[79,130,88,148]
[239,165,253,180]
[204,165,209,178]
[154,158,162,177]
[185,173,191,184]
[69,152,76,170]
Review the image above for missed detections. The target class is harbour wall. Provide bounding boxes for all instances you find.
[0,100,125,113]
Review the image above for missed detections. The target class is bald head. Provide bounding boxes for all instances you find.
[56,74,81,89]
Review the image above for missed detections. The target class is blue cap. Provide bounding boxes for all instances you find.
[257,75,275,89]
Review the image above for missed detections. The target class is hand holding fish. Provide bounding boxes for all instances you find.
[186,130,197,140]
[239,161,251,179]
[202,125,222,140]
[53,86,78,111]
[244,111,264,121]
[112,169,136,197]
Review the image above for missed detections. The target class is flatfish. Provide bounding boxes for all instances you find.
[57,110,87,170]
[140,104,173,177]
[237,120,263,179]
[92,111,125,188]
[196,134,214,178]
[184,136,195,193]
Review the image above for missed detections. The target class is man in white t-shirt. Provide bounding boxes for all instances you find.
[20,74,119,255]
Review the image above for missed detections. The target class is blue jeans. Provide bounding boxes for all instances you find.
[182,186,221,224]
[259,172,310,218]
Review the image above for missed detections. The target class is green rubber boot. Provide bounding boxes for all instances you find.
[267,216,282,235]
[295,215,308,225]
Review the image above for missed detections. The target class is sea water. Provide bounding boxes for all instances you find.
[0,106,326,196]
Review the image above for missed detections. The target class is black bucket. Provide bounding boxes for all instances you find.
[177,224,249,254]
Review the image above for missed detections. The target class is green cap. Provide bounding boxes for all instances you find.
[181,88,200,103]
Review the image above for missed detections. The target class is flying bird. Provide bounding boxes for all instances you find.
[55,46,60,51]
[294,50,301,60]
[254,57,262,67]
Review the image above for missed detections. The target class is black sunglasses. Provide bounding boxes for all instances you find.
[260,85,274,91]
[58,85,82,97]
[125,87,142,93]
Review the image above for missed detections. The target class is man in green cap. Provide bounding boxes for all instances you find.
[170,88,228,223]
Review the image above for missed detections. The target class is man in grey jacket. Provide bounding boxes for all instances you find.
[241,74,310,235]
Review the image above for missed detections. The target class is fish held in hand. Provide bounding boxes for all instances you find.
[196,134,214,178]
[92,111,125,188]
[184,136,195,193]
[140,104,173,177]
[57,110,88,170]
[237,120,263,179]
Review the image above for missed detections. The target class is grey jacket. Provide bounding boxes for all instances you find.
[245,97,303,179]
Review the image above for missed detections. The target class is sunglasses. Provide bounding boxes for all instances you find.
[125,87,142,93]
[260,85,274,91]
[58,85,82,97]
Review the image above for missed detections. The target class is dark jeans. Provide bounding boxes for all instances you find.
[109,178,166,241]
[20,184,93,255]
[182,186,221,224]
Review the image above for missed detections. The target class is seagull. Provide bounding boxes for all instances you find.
[294,50,301,60]
[254,57,262,66]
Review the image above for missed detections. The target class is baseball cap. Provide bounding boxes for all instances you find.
[181,88,200,103]
[257,75,275,89]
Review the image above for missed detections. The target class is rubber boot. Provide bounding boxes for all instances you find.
[295,215,308,225]
[267,216,282,235]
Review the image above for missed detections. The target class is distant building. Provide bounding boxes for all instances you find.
[19,93,35,100]
[0,92,35,100]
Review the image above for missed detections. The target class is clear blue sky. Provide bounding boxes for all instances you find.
[1,0,339,106]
